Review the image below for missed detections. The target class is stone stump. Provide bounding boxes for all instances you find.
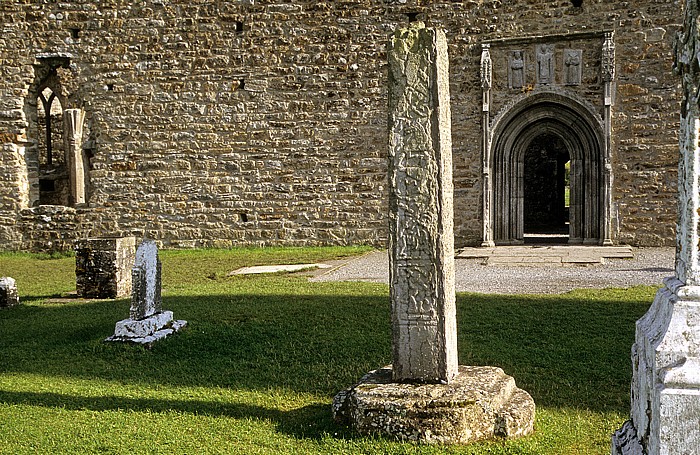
[333,23,535,444]
[105,240,186,346]
[76,237,136,299]
[612,2,700,454]
[0,277,19,308]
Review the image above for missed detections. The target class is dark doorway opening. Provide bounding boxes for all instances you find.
[523,133,570,244]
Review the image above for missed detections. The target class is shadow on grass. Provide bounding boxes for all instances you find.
[0,389,337,439]
[0,288,652,417]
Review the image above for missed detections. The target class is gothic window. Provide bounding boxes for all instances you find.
[36,86,70,206]
[24,58,89,209]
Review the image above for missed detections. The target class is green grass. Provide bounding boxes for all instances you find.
[0,247,656,454]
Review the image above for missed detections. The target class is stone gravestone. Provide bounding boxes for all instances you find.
[332,23,535,444]
[105,240,186,346]
[612,2,700,454]
[0,277,19,308]
[76,237,136,299]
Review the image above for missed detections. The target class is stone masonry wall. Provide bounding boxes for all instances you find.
[0,0,682,250]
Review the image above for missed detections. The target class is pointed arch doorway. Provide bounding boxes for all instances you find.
[485,93,610,246]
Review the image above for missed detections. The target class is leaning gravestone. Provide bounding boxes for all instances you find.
[0,277,19,308]
[105,240,186,346]
[332,23,535,444]
[612,2,700,454]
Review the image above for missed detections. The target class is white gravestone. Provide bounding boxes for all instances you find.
[106,240,186,346]
[0,277,19,308]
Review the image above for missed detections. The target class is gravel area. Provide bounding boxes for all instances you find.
[311,247,675,294]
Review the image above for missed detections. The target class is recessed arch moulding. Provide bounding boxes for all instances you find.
[488,91,608,245]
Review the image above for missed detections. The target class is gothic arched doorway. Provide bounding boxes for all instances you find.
[487,93,608,245]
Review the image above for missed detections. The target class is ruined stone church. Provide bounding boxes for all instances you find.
[0,0,680,251]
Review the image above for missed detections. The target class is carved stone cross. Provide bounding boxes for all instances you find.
[387,22,458,384]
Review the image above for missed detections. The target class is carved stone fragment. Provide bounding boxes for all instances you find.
[536,44,554,85]
[0,277,19,308]
[564,49,582,85]
[612,2,700,453]
[509,50,525,89]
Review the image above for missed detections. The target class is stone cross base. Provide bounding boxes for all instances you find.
[612,277,700,455]
[332,365,535,444]
[105,310,187,347]
[0,277,19,308]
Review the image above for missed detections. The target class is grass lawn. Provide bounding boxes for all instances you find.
[0,247,655,454]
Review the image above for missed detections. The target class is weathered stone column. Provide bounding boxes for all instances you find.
[387,23,458,384]
[601,32,615,246]
[481,44,495,248]
[332,24,535,445]
[612,2,700,454]
[64,108,86,205]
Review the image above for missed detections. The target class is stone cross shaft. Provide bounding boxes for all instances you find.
[612,1,700,453]
[130,240,162,320]
[676,3,700,287]
[387,23,458,384]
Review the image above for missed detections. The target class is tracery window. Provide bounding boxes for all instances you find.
[36,86,69,205]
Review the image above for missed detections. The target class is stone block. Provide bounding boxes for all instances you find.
[114,310,173,338]
[0,277,19,308]
[75,237,136,299]
[106,312,187,347]
[333,366,535,444]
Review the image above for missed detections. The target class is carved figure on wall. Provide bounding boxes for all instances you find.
[536,44,554,85]
[509,50,525,89]
[564,49,582,85]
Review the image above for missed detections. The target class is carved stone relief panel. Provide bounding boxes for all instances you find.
[536,44,554,85]
[508,50,525,89]
[564,49,582,85]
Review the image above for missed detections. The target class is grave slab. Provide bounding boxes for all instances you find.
[229,263,332,275]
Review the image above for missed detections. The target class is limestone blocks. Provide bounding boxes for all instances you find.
[0,277,19,308]
[106,240,186,346]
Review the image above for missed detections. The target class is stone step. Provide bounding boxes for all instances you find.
[455,245,633,266]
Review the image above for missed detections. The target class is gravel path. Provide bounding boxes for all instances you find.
[311,248,675,294]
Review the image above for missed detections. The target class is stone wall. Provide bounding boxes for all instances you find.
[0,0,682,250]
